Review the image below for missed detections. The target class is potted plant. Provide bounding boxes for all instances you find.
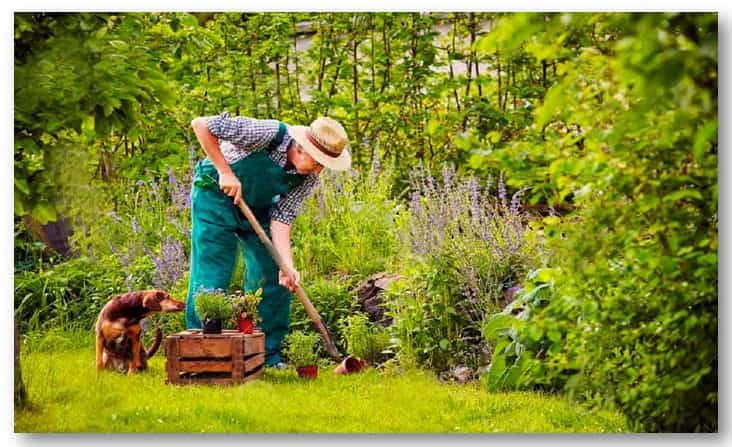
[285,330,319,379]
[230,288,263,334]
[194,289,231,334]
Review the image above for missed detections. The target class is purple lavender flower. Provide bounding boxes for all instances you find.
[108,241,129,267]
[498,173,507,209]
[373,158,382,175]
[147,236,188,289]
[131,217,142,235]
[107,211,122,224]
[168,168,179,206]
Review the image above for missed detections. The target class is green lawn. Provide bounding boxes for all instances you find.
[15,345,628,433]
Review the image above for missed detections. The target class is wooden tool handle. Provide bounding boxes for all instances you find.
[235,199,342,362]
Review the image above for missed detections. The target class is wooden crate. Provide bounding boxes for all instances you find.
[165,329,265,386]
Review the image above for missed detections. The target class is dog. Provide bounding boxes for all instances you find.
[95,290,184,374]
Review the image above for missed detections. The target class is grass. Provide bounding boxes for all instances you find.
[14,332,628,433]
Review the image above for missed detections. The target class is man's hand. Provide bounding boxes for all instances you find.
[219,171,242,205]
[279,268,300,293]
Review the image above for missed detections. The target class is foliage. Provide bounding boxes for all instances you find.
[384,164,542,372]
[472,13,717,432]
[284,330,319,368]
[293,161,408,279]
[14,13,174,224]
[229,288,263,324]
[288,276,360,352]
[481,268,559,392]
[14,12,717,432]
[193,288,232,322]
[337,313,391,364]
[14,255,132,334]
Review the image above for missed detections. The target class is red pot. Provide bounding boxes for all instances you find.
[237,318,254,334]
[334,356,366,375]
[296,365,318,379]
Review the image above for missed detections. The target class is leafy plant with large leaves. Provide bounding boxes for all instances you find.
[475,12,717,432]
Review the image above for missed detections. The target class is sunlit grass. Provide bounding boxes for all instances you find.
[14,333,627,433]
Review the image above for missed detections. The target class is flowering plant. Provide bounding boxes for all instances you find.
[229,288,263,324]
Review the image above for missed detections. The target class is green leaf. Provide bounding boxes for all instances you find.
[439,339,449,350]
[14,177,30,196]
[693,118,717,163]
[663,189,703,203]
[31,201,56,225]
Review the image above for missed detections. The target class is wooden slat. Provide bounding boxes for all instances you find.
[243,366,264,382]
[243,353,265,372]
[243,332,265,354]
[176,337,237,358]
[177,360,233,373]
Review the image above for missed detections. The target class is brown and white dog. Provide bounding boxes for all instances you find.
[95,290,184,374]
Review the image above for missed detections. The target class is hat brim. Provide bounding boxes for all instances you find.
[288,125,351,171]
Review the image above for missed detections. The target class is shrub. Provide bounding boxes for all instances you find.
[338,313,391,364]
[292,163,408,279]
[385,164,543,372]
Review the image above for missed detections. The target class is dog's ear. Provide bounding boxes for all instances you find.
[142,291,162,311]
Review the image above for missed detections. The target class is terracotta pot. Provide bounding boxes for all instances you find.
[237,318,254,334]
[296,365,318,379]
[334,356,366,375]
[201,319,222,334]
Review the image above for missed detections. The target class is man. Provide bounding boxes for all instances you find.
[187,112,350,367]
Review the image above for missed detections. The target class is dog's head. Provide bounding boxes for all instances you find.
[142,290,186,313]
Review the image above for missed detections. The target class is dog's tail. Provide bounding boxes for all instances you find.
[145,326,163,359]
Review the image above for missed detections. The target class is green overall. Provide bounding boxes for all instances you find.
[186,123,305,366]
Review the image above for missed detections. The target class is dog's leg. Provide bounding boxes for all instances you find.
[127,324,142,375]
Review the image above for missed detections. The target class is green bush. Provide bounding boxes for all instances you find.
[292,164,408,279]
[473,13,717,432]
[288,275,360,355]
[384,165,542,372]
[338,313,391,364]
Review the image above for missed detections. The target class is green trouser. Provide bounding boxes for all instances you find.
[186,129,306,366]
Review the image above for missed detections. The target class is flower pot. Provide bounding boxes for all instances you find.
[201,319,222,334]
[334,356,366,375]
[296,365,318,379]
[237,317,255,334]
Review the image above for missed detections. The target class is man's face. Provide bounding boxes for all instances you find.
[289,143,324,175]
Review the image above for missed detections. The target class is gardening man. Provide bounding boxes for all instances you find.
[187,112,351,367]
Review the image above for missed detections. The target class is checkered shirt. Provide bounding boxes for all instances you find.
[206,112,319,226]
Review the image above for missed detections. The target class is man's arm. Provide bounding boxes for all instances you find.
[191,117,242,205]
[270,220,300,292]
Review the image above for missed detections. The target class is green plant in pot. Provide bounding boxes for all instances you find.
[194,288,231,334]
[285,330,319,379]
[230,288,262,334]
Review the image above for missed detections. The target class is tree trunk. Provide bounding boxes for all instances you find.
[15,320,27,407]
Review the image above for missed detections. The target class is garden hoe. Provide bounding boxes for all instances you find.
[235,198,343,363]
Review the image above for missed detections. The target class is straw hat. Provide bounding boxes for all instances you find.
[288,117,351,171]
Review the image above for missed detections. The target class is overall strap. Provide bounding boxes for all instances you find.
[266,122,288,152]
